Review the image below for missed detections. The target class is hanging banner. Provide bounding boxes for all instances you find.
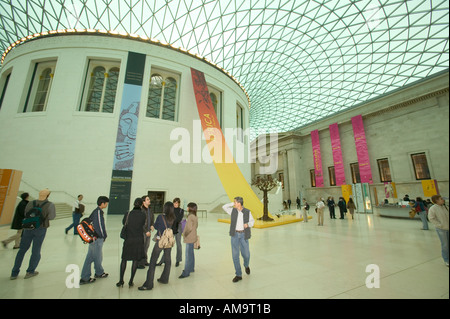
[351,115,373,184]
[0,169,22,225]
[311,130,324,187]
[422,179,439,197]
[329,123,346,186]
[341,184,352,203]
[191,68,271,220]
[384,182,397,199]
[109,52,146,214]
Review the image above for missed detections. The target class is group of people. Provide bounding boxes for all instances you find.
[297,196,356,227]
[69,195,201,290]
[3,189,255,288]
[3,188,447,290]
[403,195,435,231]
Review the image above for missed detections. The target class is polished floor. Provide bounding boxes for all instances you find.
[0,210,448,299]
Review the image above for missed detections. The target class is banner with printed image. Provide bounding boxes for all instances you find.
[108,52,146,214]
[191,68,271,220]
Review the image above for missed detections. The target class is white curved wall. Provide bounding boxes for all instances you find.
[0,34,251,212]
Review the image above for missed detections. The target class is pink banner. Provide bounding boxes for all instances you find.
[311,130,324,187]
[329,123,346,186]
[351,115,373,184]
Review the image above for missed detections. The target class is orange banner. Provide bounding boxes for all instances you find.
[191,68,270,220]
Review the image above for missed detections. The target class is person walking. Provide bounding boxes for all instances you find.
[428,195,449,267]
[10,189,56,280]
[80,196,109,285]
[65,194,84,235]
[2,192,29,249]
[139,201,175,290]
[347,197,356,219]
[117,198,147,287]
[179,202,199,279]
[414,197,429,230]
[316,198,325,226]
[222,197,255,283]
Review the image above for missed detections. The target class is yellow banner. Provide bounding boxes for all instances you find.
[422,180,438,197]
[341,184,352,203]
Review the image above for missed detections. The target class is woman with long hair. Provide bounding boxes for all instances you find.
[347,197,356,219]
[179,202,198,278]
[117,197,146,287]
[139,201,175,290]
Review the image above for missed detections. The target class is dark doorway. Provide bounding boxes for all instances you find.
[148,191,165,214]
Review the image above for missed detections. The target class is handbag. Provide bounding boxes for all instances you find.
[181,218,187,233]
[120,211,130,240]
[194,235,201,250]
[158,216,175,249]
[409,209,416,219]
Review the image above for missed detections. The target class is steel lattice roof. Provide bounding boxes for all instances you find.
[0,0,448,135]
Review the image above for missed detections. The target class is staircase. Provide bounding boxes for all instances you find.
[54,203,73,220]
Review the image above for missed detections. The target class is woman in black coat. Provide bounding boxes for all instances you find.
[2,193,29,249]
[117,197,147,287]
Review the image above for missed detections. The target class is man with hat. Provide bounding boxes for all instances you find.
[10,188,56,280]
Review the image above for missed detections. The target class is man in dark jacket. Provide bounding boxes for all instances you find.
[80,196,109,284]
[2,192,29,249]
[138,195,154,268]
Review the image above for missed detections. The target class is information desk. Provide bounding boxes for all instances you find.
[374,205,420,219]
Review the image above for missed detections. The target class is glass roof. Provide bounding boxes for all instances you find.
[0,0,448,136]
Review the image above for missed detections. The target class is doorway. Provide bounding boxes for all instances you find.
[148,191,165,214]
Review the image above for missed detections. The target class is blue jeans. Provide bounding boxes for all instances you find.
[81,238,104,280]
[11,227,47,277]
[65,212,82,234]
[435,228,449,263]
[231,232,250,277]
[182,243,195,276]
[417,211,429,230]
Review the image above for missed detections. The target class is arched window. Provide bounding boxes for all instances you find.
[162,77,177,121]
[146,69,179,121]
[103,67,120,113]
[32,68,53,112]
[23,60,56,112]
[147,74,163,118]
[81,60,120,113]
[208,86,222,126]
[86,66,105,112]
[210,92,218,114]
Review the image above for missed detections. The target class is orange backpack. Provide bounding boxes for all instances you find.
[77,218,98,244]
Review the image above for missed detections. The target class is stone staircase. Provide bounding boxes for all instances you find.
[54,203,73,220]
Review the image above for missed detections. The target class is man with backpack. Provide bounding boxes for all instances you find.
[10,188,56,280]
[80,196,109,285]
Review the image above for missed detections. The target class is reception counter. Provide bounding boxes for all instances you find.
[374,205,419,219]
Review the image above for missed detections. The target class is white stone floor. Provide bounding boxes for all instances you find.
[0,211,448,299]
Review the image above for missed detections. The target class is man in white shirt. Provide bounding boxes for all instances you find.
[222,197,255,283]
